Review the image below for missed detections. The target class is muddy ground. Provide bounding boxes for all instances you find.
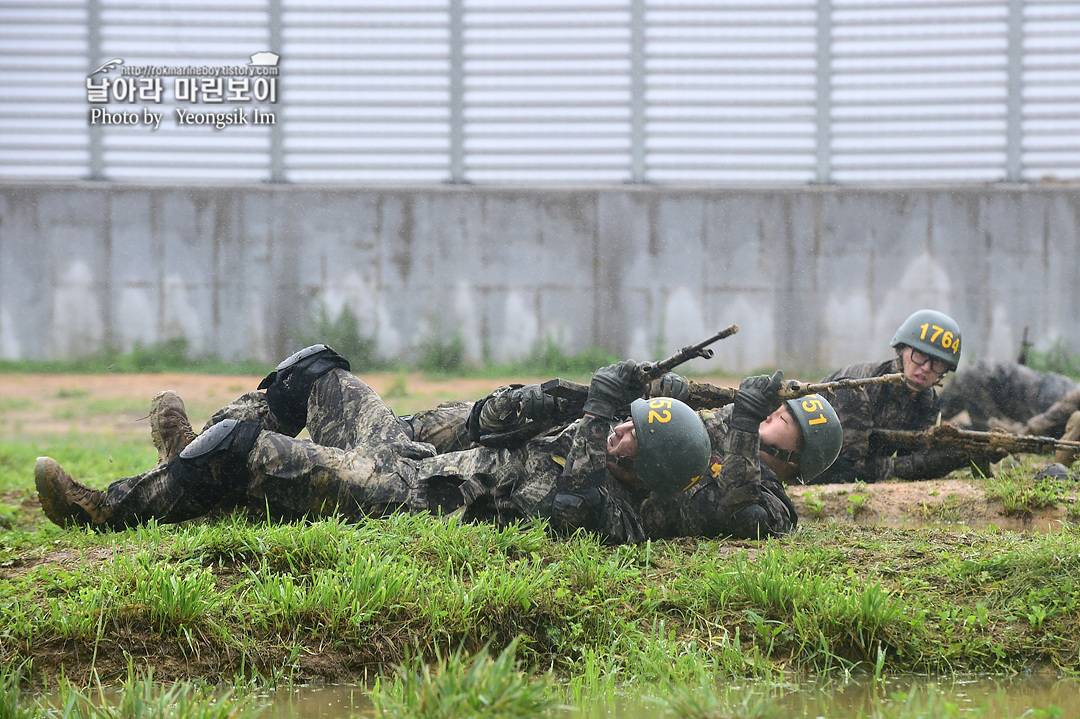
[1,372,1070,532]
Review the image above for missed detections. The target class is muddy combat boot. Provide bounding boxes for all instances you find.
[34,457,112,527]
[1055,410,1080,467]
[150,390,197,466]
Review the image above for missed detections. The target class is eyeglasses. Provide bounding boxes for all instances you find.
[908,348,949,374]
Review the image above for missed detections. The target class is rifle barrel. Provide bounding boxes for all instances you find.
[639,323,740,379]
[874,425,1080,453]
[777,373,908,401]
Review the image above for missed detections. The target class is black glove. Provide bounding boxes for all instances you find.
[515,384,557,421]
[650,372,690,403]
[584,360,643,420]
[893,447,967,480]
[730,370,784,432]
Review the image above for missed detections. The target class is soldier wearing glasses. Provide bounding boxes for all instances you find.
[809,309,1006,484]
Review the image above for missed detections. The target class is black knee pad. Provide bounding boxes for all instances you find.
[257,344,351,434]
[169,418,263,510]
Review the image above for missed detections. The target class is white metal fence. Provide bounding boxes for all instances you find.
[1,0,1078,184]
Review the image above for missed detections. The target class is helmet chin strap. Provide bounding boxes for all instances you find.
[761,443,800,465]
[612,456,636,471]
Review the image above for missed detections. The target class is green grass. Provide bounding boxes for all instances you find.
[372,639,553,719]
[983,457,1080,517]
[0,435,155,494]
[5,507,1080,691]
[0,340,268,376]
[3,424,1080,691]
[3,367,1080,717]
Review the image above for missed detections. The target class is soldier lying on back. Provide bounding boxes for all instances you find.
[36,348,712,546]
[35,346,843,542]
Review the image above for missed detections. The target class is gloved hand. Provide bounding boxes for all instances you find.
[649,372,690,403]
[584,360,643,420]
[893,447,966,480]
[514,384,557,421]
[730,370,784,432]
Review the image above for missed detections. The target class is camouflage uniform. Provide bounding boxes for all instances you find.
[939,361,1079,432]
[811,358,941,484]
[638,405,796,539]
[420,389,796,539]
[205,387,478,452]
[1023,388,1080,437]
[100,370,647,545]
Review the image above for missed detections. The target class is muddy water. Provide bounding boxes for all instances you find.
[258,673,1080,718]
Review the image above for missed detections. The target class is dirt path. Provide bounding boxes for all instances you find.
[787,478,1069,532]
[1,372,1069,530]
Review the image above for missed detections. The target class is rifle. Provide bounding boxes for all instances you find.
[1017,326,1032,366]
[680,372,909,409]
[474,326,740,447]
[541,324,740,402]
[872,423,1080,457]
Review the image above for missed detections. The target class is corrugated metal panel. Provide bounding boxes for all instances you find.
[0,0,1077,184]
[645,0,818,183]
[95,0,272,182]
[0,1,89,179]
[283,0,451,182]
[462,0,631,182]
[831,0,1011,182]
[1023,0,1080,180]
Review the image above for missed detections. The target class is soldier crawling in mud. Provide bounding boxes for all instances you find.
[411,368,843,538]
[939,360,1080,468]
[35,344,843,543]
[37,348,705,545]
[805,309,1010,483]
[622,310,1007,484]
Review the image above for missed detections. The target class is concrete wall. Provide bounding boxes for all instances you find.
[1,181,1078,375]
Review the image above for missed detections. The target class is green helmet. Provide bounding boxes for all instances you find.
[784,394,843,483]
[628,397,712,496]
[890,309,962,371]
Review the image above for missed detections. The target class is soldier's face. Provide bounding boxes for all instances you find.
[758,406,800,453]
[900,346,944,391]
[607,420,639,458]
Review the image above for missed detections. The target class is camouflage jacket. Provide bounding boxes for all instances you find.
[811,358,940,484]
[418,414,651,545]
[419,387,796,539]
[639,405,795,539]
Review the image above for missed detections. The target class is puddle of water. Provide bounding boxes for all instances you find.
[257,684,374,719]
[778,674,1080,717]
[250,673,1080,718]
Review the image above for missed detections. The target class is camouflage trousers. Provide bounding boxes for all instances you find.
[104,370,445,527]
[1023,388,1080,438]
[205,385,505,454]
[939,361,1078,431]
[103,371,560,528]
